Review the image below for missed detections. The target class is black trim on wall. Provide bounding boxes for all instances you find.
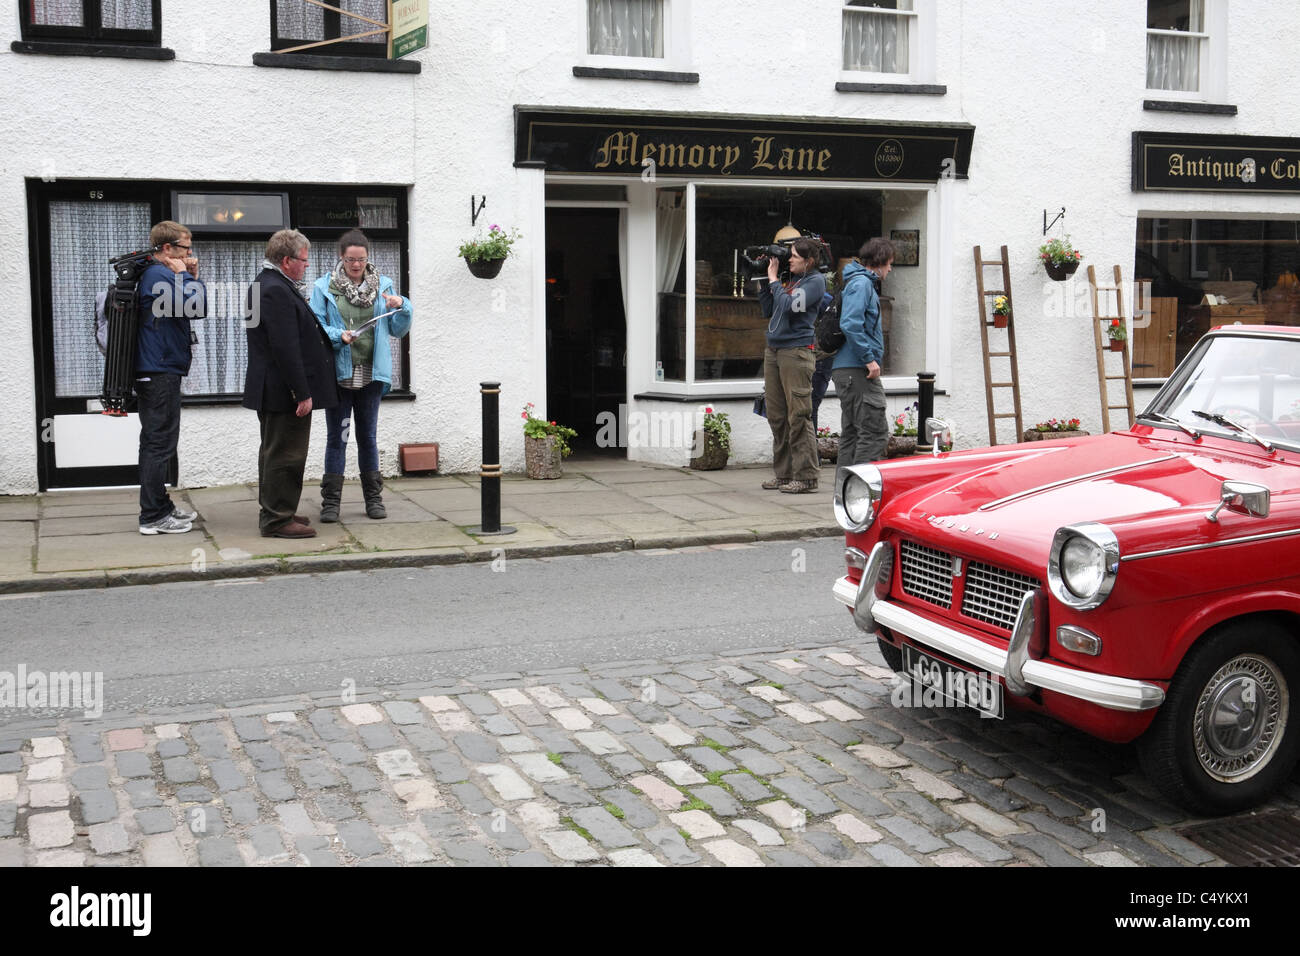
[253,52,419,73]
[11,40,174,59]
[572,66,698,83]
[1143,99,1237,115]
[836,82,946,95]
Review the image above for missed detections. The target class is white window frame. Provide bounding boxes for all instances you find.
[1145,0,1228,102]
[838,0,936,84]
[581,0,691,72]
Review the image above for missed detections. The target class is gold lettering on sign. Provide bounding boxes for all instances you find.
[594,132,637,169]
[752,136,776,171]
[722,144,741,174]
[687,144,705,168]
[817,148,831,171]
[660,143,687,168]
[1167,153,1185,177]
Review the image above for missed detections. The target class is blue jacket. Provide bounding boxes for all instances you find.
[831,261,884,372]
[759,269,825,349]
[309,274,412,394]
[136,260,205,376]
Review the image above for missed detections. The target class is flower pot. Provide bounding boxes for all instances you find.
[1044,259,1080,281]
[887,435,917,458]
[817,436,839,462]
[689,431,728,470]
[1109,339,1125,352]
[993,313,1009,328]
[524,435,563,479]
[1022,428,1090,442]
[465,256,505,279]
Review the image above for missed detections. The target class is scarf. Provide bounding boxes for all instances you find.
[262,258,309,301]
[331,259,380,308]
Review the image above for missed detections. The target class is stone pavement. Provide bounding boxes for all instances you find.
[0,632,1262,868]
[0,456,839,595]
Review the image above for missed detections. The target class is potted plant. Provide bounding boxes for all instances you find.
[992,294,1011,328]
[816,425,839,461]
[1038,235,1083,281]
[522,402,576,479]
[459,224,520,279]
[689,407,730,470]
[1022,416,1089,442]
[887,402,919,457]
[1106,318,1127,351]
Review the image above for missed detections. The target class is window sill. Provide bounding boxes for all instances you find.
[253,52,420,74]
[836,81,946,95]
[1143,99,1237,115]
[179,390,416,407]
[11,39,174,60]
[573,66,699,83]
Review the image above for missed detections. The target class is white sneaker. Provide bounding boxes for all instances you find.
[140,514,193,535]
[171,506,197,522]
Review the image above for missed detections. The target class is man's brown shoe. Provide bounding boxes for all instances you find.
[780,479,818,494]
[293,514,312,525]
[263,520,316,539]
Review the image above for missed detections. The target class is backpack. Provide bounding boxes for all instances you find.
[814,288,844,353]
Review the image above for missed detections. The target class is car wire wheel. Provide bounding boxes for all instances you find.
[1192,654,1287,782]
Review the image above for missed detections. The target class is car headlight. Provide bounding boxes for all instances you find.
[1048,523,1120,609]
[835,464,882,532]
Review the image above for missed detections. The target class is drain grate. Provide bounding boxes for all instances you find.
[1179,811,1300,866]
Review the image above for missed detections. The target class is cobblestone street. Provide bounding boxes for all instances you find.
[2,632,1276,868]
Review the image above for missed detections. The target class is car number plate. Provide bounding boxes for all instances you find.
[901,644,1005,719]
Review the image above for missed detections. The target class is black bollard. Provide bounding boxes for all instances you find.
[469,381,516,537]
[917,371,936,444]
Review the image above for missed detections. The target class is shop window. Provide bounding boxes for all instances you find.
[1133,217,1300,380]
[271,0,388,56]
[656,183,927,389]
[18,0,161,44]
[1146,0,1226,100]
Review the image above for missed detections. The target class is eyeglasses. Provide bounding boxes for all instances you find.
[342,257,368,265]
[171,242,193,253]
[292,255,310,263]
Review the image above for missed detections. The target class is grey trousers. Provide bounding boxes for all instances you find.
[831,366,887,489]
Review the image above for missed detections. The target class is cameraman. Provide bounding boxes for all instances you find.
[758,237,825,494]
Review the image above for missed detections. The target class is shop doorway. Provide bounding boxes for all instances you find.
[544,206,626,454]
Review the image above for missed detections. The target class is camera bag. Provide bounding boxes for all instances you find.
[813,289,844,353]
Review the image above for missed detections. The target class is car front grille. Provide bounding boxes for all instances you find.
[899,540,954,609]
[961,561,1042,631]
[898,539,1040,631]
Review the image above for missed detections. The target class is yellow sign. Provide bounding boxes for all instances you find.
[388,0,428,59]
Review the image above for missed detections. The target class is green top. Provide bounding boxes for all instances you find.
[330,280,376,369]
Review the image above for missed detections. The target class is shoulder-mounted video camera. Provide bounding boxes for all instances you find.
[740,234,832,281]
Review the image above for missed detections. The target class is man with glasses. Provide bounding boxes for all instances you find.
[136,220,206,534]
[242,229,338,538]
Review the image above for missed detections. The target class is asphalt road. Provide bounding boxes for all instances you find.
[0,539,850,725]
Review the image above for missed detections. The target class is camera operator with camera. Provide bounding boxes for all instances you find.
[757,237,825,494]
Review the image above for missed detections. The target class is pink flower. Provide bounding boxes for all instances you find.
[704,407,714,414]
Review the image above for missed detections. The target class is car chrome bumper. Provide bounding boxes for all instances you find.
[833,574,1165,713]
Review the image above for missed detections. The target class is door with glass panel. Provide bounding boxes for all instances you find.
[31,187,163,490]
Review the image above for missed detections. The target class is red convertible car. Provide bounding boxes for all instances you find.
[834,325,1300,814]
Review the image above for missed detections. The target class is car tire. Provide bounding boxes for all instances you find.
[1137,620,1300,815]
[876,634,903,673]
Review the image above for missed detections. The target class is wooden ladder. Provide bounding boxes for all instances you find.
[1087,265,1136,432]
[973,245,1024,445]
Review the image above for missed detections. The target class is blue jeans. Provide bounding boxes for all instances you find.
[811,353,833,432]
[324,381,383,474]
[135,373,181,523]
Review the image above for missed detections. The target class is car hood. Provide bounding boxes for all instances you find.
[887,433,1300,566]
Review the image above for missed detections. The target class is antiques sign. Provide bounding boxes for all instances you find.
[516,108,974,182]
[1133,131,1300,194]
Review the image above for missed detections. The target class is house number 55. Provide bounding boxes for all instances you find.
[89,190,104,199]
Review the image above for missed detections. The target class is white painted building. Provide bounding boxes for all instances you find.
[3,1,1298,493]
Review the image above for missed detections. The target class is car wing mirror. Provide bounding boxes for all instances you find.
[1206,480,1271,523]
[926,417,953,456]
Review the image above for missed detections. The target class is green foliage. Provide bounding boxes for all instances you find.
[1038,234,1083,266]
[458,224,520,263]
[701,407,731,453]
[522,402,578,458]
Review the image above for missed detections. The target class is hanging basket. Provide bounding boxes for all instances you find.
[1109,339,1125,352]
[993,312,1009,328]
[524,435,563,479]
[1044,259,1080,281]
[689,432,729,471]
[465,256,506,279]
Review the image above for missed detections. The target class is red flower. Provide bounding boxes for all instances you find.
[1110,318,1120,327]
[705,406,714,414]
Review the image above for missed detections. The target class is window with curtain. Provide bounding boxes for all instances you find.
[272,0,388,55]
[21,0,159,41]
[842,0,912,74]
[1147,0,1205,92]
[588,0,664,58]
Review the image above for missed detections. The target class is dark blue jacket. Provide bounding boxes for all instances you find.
[135,260,205,376]
[759,269,825,349]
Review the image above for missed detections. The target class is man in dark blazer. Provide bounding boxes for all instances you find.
[243,229,338,538]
